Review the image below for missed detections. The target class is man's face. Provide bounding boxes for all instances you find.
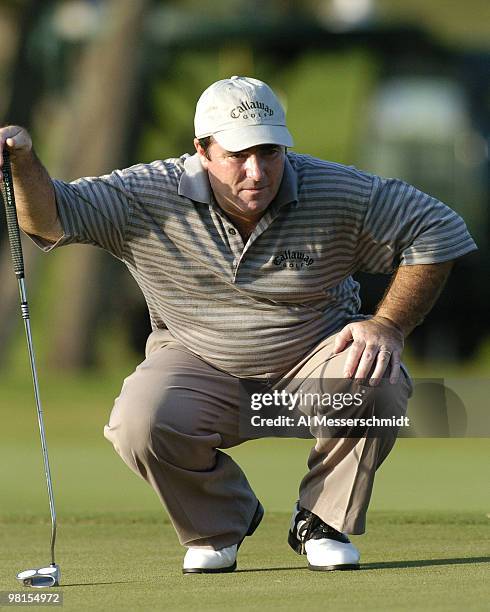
[195,138,286,221]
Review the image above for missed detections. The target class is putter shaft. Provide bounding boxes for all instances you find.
[18,278,57,565]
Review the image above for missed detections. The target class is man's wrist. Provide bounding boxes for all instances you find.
[372,314,406,336]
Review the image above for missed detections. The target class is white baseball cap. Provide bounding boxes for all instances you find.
[194,76,294,152]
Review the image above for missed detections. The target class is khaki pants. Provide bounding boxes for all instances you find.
[104,329,411,549]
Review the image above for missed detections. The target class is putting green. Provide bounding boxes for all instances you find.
[0,514,488,611]
[1,372,489,610]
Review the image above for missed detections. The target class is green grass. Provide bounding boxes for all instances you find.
[1,514,488,611]
[0,371,489,610]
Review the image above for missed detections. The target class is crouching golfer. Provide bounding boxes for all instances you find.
[0,76,476,573]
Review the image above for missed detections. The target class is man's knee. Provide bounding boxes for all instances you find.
[103,386,155,463]
[104,383,219,470]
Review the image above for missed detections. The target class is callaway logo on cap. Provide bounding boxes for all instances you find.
[194,76,294,152]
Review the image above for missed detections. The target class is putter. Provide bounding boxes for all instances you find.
[1,149,60,588]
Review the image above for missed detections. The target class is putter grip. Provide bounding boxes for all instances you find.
[1,149,24,278]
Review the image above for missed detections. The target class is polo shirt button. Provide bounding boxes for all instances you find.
[228,227,237,236]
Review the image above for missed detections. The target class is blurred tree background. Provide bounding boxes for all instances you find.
[0,0,488,375]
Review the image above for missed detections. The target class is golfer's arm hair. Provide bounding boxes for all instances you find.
[374,261,454,337]
[11,148,63,243]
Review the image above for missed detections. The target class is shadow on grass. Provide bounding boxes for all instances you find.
[57,557,490,583]
[236,566,306,573]
[61,581,137,587]
[361,556,490,570]
[236,556,490,574]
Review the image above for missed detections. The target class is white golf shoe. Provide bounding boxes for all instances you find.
[183,544,238,574]
[288,502,360,571]
[182,501,264,574]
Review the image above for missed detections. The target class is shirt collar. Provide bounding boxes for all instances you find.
[178,153,212,204]
[178,152,298,208]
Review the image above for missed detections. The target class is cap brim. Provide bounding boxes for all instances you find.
[212,125,294,152]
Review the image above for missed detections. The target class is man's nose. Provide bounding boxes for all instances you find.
[244,154,265,181]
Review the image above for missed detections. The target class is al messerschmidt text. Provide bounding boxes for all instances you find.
[250,415,410,427]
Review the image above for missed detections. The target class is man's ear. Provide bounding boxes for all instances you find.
[194,138,209,169]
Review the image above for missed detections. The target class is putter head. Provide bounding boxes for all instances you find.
[17,564,60,588]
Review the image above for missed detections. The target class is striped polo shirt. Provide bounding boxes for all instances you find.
[44,152,477,379]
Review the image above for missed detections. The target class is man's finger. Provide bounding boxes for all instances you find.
[1,138,12,164]
[389,353,401,384]
[353,343,378,380]
[343,340,366,378]
[368,349,392,385]
[333,325,353,355]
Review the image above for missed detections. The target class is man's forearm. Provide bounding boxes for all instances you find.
[1,125,62,243]
[374,261,454,337]
[9,148,63,242]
